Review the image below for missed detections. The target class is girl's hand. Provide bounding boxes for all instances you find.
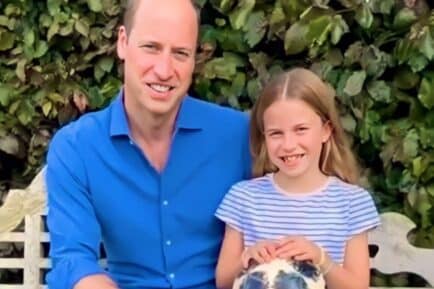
[275,236,323,265]
[241,240,279,268]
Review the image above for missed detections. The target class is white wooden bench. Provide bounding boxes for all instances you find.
[0,169,433,289]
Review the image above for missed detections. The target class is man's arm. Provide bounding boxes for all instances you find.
[46,129,118,289]
[74,275,119,289]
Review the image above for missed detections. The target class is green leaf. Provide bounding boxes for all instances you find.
[24,29,35,47]
[403,129,419,158]
[47,0,62,16]
[0,85,12,107]
[408,53,428,72]
[34,41,48,58]
[340,114,357,133]
[97,56,114,72]
[418,72,434,109]
[369,0,394,14]
[306,15,333,46]
[229,0,255,30]
[367,81,391,103]
[0,135,20,156]
[87,0,103,13]
[16,59,27,82]
[330,15,349,45]
[393,68,420,90]
[355,4,373,29]
[42,101,52,117]
[17,100,35,125]
[393,8,417,29]
[284,22,308,55]
[47,21,60,41]
[0,31,15,51]
[75,19,90,37]
[344,70,366,96]
[243,11,266,48]
[418,27,434,60]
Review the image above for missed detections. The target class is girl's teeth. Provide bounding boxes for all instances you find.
[150,84,170,92]
[284,155,303,162]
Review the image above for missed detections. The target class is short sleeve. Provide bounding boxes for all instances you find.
[348,189,381,236]
[215,182,249,233]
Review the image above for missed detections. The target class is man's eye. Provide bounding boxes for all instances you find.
[142,44,157,51]
[174,50,190,59]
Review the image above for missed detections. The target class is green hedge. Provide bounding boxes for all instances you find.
[0,0,433,285]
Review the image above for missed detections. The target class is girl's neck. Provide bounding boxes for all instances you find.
[272,170,330,195]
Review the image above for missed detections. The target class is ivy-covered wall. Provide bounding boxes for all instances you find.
[0,0,433,285]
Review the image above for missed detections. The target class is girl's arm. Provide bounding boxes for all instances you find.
[323,232,370,289]
[215,225,244,289]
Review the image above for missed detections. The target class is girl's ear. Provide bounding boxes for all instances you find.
[321,121,332,143]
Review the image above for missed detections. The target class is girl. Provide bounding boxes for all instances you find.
[215,68,380,289]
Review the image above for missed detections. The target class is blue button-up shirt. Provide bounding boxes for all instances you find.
[45,92,251,289]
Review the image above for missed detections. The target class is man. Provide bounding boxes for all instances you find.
[45,0,251,289]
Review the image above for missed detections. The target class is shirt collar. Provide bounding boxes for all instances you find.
[109,90,203,137]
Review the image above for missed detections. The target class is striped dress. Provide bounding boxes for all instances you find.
[215,174,380,264]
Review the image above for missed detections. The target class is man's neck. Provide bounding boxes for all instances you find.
[125,102,180,172]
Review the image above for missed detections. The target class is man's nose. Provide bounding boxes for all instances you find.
[154,52,174,80]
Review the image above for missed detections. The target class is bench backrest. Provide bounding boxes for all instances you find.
[0,169,433,289]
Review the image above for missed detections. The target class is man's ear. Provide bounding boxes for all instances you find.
[117,26,128,60]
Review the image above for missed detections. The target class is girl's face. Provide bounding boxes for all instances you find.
[263,98,331,185]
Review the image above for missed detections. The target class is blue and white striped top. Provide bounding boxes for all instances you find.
[215,174,380,264]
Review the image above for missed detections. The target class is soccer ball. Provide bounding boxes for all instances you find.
[232,259,325,289]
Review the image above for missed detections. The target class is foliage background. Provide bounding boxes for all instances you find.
[0,0,433,286]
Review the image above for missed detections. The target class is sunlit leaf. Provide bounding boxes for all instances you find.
[367,80,391,103]
[243,11,266,48]
[0,135,20,155]
[355,4,373,29]
[418,72,434,109]
[284,22,308,55]
[393,8,417,29]
[0,31,15,51]
[344,70,366,96]
[75,19,90,37]
[228,0,255,30]
[87,0,103,13]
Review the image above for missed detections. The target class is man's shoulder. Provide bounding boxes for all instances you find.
[50,105,111,148]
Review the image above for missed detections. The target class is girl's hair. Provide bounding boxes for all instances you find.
[250,68,360,184]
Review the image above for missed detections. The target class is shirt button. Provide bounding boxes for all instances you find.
[169,273,175,279]
[162,200,169,206]
[129,139,134,145]
[166,240,172,246]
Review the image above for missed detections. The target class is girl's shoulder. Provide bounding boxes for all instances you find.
[229,174,276,198]
[327,177,372,197]
[232,174,272,190]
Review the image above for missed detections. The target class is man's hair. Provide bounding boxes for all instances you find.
[122,0,201,35]
[250,68,360,184]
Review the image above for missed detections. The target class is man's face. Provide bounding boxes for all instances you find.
[117,0,198,117]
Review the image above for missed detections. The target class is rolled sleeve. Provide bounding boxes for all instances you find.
[46,128,106,289]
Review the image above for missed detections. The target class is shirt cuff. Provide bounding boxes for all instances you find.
[46,257,108,289]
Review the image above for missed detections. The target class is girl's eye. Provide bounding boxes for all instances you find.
[296,127,308,133]
[268,131,282,137]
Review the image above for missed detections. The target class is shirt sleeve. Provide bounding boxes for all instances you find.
[45,127,110,289]
[215,182,248,233]
[348,188,381,236]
